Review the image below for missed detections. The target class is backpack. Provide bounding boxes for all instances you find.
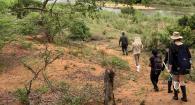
[120,36,128,46]
[154,55,163,71]
[176,45,191,72]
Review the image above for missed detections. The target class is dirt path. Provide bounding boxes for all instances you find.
[92,40,195,105]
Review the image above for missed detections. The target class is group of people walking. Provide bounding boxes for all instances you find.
[119,32,143,72]
[119,31,192,102]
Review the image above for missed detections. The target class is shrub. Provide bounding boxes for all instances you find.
[0,0,8,13]
[189,14,195,30]
[102,56,130,70]
[18,12,40,35]
[57,82,102,105]
[177,14,195,30]
[35,86,49,94]
[15,88,29,104]
[121,7,135,15]
[69,19,91,41]
[19,41,32,49]
[111,56,130,70]
[181,26,193,45]
[178,15,189,26]
[0,14,17,49]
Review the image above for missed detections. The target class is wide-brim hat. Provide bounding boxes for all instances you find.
[170,32,183,40]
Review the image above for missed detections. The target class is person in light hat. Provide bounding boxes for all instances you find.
[168,31,192,102]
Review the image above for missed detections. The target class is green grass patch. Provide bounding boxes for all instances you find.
[101,56,130,70]
[14,88,29,104]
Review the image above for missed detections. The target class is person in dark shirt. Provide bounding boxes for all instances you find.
[119,32,128,55]
[168,32,192,102]
[149,49,163,92]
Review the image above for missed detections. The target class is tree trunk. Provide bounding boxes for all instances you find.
[104,69,116,105]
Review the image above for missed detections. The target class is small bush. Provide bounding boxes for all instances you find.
[15,88,29,104]
[69,19,91,41]
[178,15,189,26]
[18,12,40,35]
[189,14,195,30]
[121,7,135,15]
[111,57,130,70]
[102,56,130,70]
[35,86,49,94]
[57,82,102,105]
[19,41,32,50]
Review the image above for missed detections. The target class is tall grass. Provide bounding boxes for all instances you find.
[85,10,178,50]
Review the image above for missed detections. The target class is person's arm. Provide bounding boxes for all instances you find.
[119,37,121,46]
[186,46,192,64]
[168,47,173,73]
[164,52,168,64]
[149,57,152,67]
[186,46,191,59]
[126,37,129,46]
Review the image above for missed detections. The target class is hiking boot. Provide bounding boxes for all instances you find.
[181,86,187,102]
[126,52,128,56]
[168,90,173,93]
[136,65,140,72]
[173,89,178,100]
[168,81,173,93]
[154,87,159,92]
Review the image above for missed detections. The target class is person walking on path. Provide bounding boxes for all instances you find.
[168,32,192,102]
[132,37,143,72]
[149,49,163,91]
[119,32,129,55]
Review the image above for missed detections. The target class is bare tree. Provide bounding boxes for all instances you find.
[22,44,63,105]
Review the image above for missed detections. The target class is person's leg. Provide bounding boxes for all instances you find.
[134,54,138,66]
[125,46,128,55]
[137,54,140,66]
[122,46,125,55]
[179,75,187,102]
[173,75,179,100]
[154,71,161,91]
[168,75,173,93]
[156,71,161,84]
[151,71,157,90]
[134,54,140,72]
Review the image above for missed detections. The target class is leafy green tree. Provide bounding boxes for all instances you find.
[10,0,41,18]
[189,14,195,30]
[69,19,90,41]
[178,15,189,26]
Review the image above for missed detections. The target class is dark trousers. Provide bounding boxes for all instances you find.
[122,45,128,55]
[150,70,161,89]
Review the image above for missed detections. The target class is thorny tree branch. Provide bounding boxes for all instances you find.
[42,0,50,11]
[22,44,63,104]
[50,0,58,13]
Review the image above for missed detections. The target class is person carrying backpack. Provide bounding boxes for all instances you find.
[168,32,192,102]
[149,49,163,91]
[119,32,128,55]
